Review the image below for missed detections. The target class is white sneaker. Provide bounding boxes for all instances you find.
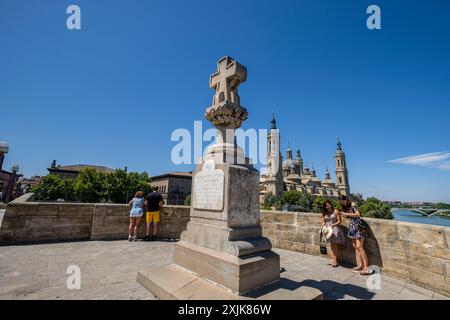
[133,235,137,241]
[128,235,133,241]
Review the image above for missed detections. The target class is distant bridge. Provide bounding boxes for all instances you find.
[392,208,450,217]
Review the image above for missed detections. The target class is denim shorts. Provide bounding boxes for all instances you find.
[130,208,143,217]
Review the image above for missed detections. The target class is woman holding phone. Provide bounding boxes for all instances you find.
[340,195,372,275]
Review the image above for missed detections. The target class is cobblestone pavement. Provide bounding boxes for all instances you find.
[0,240,448,300]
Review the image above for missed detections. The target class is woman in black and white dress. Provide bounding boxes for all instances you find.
[340,196,372,275]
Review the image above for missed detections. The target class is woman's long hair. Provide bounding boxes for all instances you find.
[322,200,334,216]
[340,195,351,213]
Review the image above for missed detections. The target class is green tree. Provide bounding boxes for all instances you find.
[359,197,393,219]
[31,175,76,201]
[281,190,302,206]
[32,169,151,204]
[312,195,325,213]
[184,194,191,206]
[278,190,314,212]
[436,202,450,210]
[296,192,314,212]
[74,169,108,203]
[262,192,277,210]
[126,171,151,201]
[106,170,151,203]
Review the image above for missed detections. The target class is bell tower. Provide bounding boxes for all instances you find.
[294,149,303,175]
[265,112,284,196]
[334,138,350,197]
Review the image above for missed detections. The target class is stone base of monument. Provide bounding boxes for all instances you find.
[137,262,323,300]
[173,241,280,294]
[137,241,323,300]
[136,56,322,301]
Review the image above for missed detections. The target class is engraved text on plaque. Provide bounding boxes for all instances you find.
[193,159,224,211]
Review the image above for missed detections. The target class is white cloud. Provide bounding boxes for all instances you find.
[387,151,450,172]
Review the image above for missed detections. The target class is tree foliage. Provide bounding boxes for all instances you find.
[184,194,191,206]
[436,202,450,210]
[260,191,391,220]
[31,174,76,201]
[262,192,277,210]
[32,168,151,203]
[359,197,392,219]
[74,169,108,203]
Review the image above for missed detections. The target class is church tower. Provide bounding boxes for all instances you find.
[334,138,350,197]
[294,149,303,175]
[264,112,284,196]
[282,145,293,178]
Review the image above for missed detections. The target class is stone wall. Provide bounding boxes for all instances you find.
[0,193,190,244]
[260,210,450,296]
[1,195,449,296]
[90,204,190,240]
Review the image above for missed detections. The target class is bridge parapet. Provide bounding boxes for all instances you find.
[0,194,449,297]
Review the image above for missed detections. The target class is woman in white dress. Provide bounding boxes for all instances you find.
[321,200,346,267]
[128,191,145,241]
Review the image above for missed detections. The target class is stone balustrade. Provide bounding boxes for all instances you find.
[260,210,450,296]
[0,193,448,296]
[0,193,189,244]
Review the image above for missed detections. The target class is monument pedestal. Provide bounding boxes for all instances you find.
[173,241,280,294]
[137,263,323,300]
[137,56,319,299]
[172,158,281,295]
[137,157,283,297]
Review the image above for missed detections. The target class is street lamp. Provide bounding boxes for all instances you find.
[4,164,20,203]
[11,164,20,173]
[0,141,9,171]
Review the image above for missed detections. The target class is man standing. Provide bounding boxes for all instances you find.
[144,186,164,241]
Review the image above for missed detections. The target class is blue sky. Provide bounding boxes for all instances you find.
[1,0,449,202]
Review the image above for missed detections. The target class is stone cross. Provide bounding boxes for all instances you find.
[209,56,247,108]
[205,56,248,130]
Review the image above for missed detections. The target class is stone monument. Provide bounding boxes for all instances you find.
[138,56,281,298]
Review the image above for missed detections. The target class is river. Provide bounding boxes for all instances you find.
[392,209,450,227]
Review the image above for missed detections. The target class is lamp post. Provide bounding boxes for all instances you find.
[0,141,9,171]
[4,164,19,203]
[15,177,24,198]
[124,166,129,204]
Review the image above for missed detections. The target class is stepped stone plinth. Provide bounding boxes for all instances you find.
[138,56,285,297]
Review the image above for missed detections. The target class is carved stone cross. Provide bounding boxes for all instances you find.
[205,56,248,130]
[209,56,247,108]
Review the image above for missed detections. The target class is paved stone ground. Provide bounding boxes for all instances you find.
[0,240,448,300]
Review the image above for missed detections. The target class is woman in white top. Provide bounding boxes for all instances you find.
[128,191,145,241]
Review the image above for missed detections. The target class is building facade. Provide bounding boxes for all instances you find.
[0,169,23,203]
[0,143,22,203]
[260,113,351,203]
[150,171,192,205]
[47,160,115,178]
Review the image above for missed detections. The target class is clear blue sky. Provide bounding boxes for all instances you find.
[1,0,449,203]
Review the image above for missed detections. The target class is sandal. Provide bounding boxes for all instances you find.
[360,269,375,276]
[352,266,363,271]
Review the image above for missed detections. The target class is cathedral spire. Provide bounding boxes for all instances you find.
[336,137,342,151]
[270,111,277,129]
[325,167,331,179]
[286,142,292,159]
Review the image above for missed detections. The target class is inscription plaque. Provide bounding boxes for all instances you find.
[193,159,224,211]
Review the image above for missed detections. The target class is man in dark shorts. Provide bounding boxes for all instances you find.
[143,186,164,241]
